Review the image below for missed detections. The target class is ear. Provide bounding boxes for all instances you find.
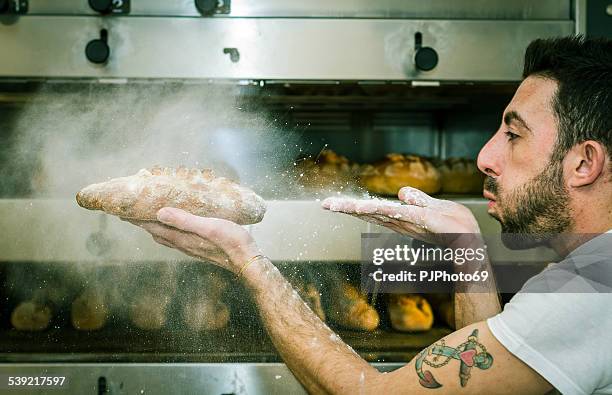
[565,141,607,188]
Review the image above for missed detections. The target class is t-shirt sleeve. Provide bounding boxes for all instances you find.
[487,292,612,395]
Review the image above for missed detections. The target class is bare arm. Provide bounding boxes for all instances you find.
[240,258,540,395]
[133,207,547,395]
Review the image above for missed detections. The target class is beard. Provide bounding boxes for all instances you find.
[485,160,573,249]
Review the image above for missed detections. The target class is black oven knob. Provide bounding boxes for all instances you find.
[0,0,26,13]
[195,0,218,15]
[89,0,113,14]
[86,29,110,64]
[414,46,439,71]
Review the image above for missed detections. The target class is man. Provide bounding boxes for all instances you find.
[132,36,611,394]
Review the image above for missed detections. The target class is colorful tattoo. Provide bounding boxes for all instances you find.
[415,329,493,389]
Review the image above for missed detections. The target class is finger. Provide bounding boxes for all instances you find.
[321,197,357,213]
[157,207,230,239]
[398,186,434,207]
[152,228,223,260]
[372,204,425,224]
[138,221,189,242]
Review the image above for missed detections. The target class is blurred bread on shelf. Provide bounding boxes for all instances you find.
[327,281,379,331]
[11,301,52,331]
[71,286,109,331]
[9,274,73,332]
[388,294,434,332]
[292,149,361,195]
[435,157,484,194]
[129,292,173,330]
[181,271,230,331]
[128,264,178,330]
[360,154,441,196]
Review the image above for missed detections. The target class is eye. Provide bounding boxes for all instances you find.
[505,131,520,141]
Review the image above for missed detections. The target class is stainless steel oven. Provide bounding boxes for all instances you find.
[0,1,578,393]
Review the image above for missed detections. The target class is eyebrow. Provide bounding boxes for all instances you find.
[504,111,533,134]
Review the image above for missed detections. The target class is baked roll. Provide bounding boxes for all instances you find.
[435,158,484,194]
[293,150,361,195]
[327,282,379,331]
[128,264,178,330]
[10,278,71,332]
[76,166,266,224]
[181,272,230,331]
[71,286,108,331]
[11,301,52,332]
[129,292,173,330]
[388,294,434,332]
[360,154,441,196]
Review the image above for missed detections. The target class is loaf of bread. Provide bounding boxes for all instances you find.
[11,301,52,331]
[327,282,379,331]
[181,272,230,331]
[183,297,230,331]
[128,264,178,330]
[9,276,72,332]
[129,292,173,330]
[71,286,108,331]
[76,166,266,224]
[435,158,484,194]
[293,150,361,194]
[360,154,441,196]
[388,294,434,332]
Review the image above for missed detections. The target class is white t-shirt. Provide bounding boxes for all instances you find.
[487,231,612,395]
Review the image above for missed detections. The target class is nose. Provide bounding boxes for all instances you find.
[477,131,503,178]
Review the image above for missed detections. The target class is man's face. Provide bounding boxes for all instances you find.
[477,76,573,244]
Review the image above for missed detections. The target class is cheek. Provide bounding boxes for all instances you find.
[503,140,552,193]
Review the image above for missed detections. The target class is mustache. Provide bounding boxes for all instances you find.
[484,176,498,195]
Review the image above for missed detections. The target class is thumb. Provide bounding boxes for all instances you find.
[398,186,433,207]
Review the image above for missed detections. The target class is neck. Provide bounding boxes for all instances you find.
[548,198,611,257]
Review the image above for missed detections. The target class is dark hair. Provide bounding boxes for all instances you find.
[522,36,612,164]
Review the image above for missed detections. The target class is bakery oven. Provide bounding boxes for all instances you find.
[0,0,579,393]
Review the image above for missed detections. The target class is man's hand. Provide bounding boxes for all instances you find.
[322,186,481,247]
[126,207,261,274]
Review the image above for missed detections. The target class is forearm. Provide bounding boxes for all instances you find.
[240,258,379,394]
[451,235,502,328]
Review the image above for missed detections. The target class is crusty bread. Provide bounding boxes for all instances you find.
[360,154,441,196]
[76,166,266,224]
[71,286,108,331]
[388,294,434,332]
[129,292,173,330]
[11,301,52,331]
[327,282,379,331]
[181,272,230,331]
[435,158,484,194]
[293,150,361,194]
[182,296,230,331]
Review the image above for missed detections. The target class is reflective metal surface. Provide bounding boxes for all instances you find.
[0,17,573,81]
[0,362,403,394]
[25,0,571,19]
